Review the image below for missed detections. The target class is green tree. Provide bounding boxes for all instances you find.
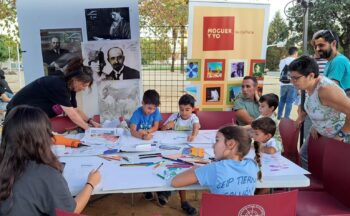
[139,0,188,72]
[0,34,18,61]
[0,0,18,38]
[266,11,289,70]
[286,0,350,57]
[140,38,172,64]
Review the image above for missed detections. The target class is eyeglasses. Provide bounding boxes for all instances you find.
[290,75,304,82]
[313,29,335,41]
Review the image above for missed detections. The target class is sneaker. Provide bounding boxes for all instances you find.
[143,192,154,201]
[181,201,197,216]
[156,193,169,207]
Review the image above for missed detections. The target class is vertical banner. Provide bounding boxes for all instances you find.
[187,0,270,111]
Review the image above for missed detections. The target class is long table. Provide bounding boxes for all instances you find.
[59,130,310,196]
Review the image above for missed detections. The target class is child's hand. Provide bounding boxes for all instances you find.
[139,130,148,136]
[187,135,196,142]
[143,133,153,140]
[162,122,174,130]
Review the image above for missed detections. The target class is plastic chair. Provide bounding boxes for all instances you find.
[55,209,86,216]
[200,190,298,216]
[301,135,327,191]
[297,138,350,215]
[50,116,78,133]
[279,118,300,164]
[196,111,236,129]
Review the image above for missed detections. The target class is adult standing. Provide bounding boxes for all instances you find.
[313,30,350,96]
[0,106,101,215]
[277,47,298,120]
[0,69,14,111]
[105,47,140,80]
[289,56,350,169]
[233,76,260,126]
[6,64,100,130]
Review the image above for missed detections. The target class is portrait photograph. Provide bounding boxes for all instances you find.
[186,59,201,81]
[204,59,225,81]
[226,83,242,105]
[202,84,224,105]
[250,59,266,80]
[40,28,82,76]
[227,59,247,81]
[85,7,131,41]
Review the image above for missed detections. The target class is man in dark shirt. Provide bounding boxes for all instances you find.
[0,69,14,111]
[43,37,69,65]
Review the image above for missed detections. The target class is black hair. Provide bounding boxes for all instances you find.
[143,89,160,106]
[65,66,94,88]
[243,76,258,86]
[251,117,276,137]
[288,47,298,55]
[218,125,262,181]
[259,93,279,111]
[313,30,339,48]
[179,94,195,107]
[288,55,319,78]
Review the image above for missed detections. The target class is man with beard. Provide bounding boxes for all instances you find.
[105,47,140,80]
[313,30,350,96]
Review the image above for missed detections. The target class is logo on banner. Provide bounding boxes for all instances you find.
[203,16,235,51]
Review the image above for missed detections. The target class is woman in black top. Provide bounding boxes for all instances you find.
[6,64,100,130]
[0,106,101,215]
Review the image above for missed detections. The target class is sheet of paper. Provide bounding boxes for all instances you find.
[101,164,166,191]
[54,143,120,157]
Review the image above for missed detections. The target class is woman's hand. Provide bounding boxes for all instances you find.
[90,120,101,128]
[87,170,101,188]
[310,127,319,139]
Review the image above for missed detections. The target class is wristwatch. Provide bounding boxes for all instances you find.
[337,130,347,138]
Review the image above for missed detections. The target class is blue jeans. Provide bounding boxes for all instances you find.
[0,92,13,110]
[278,85,297,119]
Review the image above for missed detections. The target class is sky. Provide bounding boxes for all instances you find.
[268,0,294,22]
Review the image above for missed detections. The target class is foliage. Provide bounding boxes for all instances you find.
[0,34,18,61]
[0,0,18,39]
[140,38,172,64]
[286,0,350,58]
[266,11,289,70]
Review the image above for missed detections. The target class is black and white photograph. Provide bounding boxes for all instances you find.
[85,7,131,41]
[98,80,140,123]
[40,28,82,76]
[82,41,141,82]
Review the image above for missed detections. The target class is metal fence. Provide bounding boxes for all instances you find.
[141,26,187,113]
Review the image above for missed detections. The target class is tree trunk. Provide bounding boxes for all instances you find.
[171,28,178,72]
[180,25,185,73]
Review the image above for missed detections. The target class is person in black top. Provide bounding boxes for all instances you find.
[6,63,100,130]
[0,69,13,111]
[0,106,101,215]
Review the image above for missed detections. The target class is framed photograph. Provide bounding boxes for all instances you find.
[227,59,247,81]
[186,59,201,81]
[202,83,224,105]
[85,7,131,41]
[184,84,201,106]
[204,59,225,81]
[250,59,266,80]
[226,83,242,105]
[40,28,82,76]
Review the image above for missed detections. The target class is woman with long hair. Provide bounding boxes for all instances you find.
[0,105,101,215]
[6,59,100,130]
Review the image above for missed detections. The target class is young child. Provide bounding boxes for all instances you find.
[161,94,199,215]
[129,89,171,206]
[130,89,162,140]
[161,94,200,141]
[251,117,282,154]
[171,125,261,196]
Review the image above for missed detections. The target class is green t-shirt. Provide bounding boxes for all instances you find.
[324,54,350,91]
[233,93,260,126]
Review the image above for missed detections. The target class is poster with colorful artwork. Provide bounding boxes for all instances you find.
[227,59,247,81]
[202,84,224,105]
[226,83,242,105]
[186,59,201,81]
[184,83,201,106]
[204,59,225,81]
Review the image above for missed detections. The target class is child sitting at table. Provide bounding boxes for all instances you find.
[161,94,200,141]
[161,94,199,215]
[251,117,282,154]
[171,125,261,196]
[129,89,171,207]
[130,89,162,140]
